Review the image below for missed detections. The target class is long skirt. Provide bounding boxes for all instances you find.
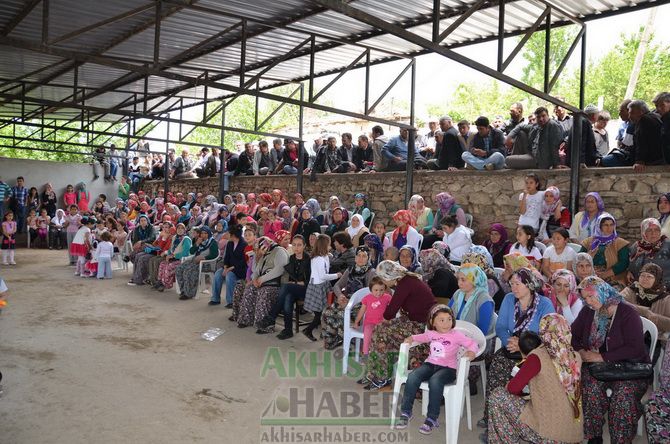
[131,252,154,284]
[366,315,428,381]
[488,387,572,444]
[230,280,246,322]
[237,285,280,328]
[175,260,200,298]
[321,303,360,350]
[484,349,517,420]
[581,364,648,443]
[646,391,670,444]
[66,231,77,264]
[157,259,181,289]
[304,281,330,313]
[146,255,164,285]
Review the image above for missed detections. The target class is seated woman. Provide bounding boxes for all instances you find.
[325,207,348,240]
[629,218,670,287]
[546,269,583,325]
[449,263,495,336]
[127,215,156,262]
[346,214,369,248]
[321,246,376,350]
[364,234,384,268]
[569,192,605,243]
[419,248,458,303]
[488,313,583,444]
[658,192,670,237]
[440,215,472,265]
[257,235,310,339]
[175,227,218,300]
[364,260,436,390]
[481,268,554,433]
[398,245,422,274]
[330,232,356,274]
[408,194,434,235]
[351,193,371,226]
[294,205,321,240]
[324,196,348,226]
[461,248,506,311]
[581,213,630,289]
[237,236,289,332]
[146,223,175,287]
[645,339,670,444]
[484,223,512,268]
[572,276,650,444]
[422,192,467,249]
[154,223,192,291]
[389,210,422,253]
[622,263,670,337]
[574,252,596,283]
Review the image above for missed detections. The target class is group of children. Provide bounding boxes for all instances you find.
[69,216,115,279]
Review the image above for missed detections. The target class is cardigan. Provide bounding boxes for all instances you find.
[383,275,436,322]
[222,238,248,279]
[496,293,555,347]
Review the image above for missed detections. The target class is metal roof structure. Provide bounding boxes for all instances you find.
[0,0,666,207]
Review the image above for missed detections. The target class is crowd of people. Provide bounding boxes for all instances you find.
[2,161,670,443]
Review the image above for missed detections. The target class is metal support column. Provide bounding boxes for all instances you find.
[218,107,227,200]
[404,60,417,205]
[569,113,582,217]
[497,0,505,72]
[579,27,587,109]
[297,84,305,195]
[164,117,170,194]
[544,9,551,93]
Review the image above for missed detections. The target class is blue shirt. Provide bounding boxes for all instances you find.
[11,186,27,207]
[382,136,420,161]
[496,293,555,347]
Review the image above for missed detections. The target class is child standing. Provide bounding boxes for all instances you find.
[76,182,90,214]
[95,231,115,279]
[303,234,342,342]
[396,305,478,434]
[70,216,94,277]
[64,205,82,265]
[352,276,392,355]
[518,173,544,234]
[1,212,17,265]
[63,184,77,208]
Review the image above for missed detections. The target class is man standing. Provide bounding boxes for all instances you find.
[601,99,635,167]
[628,99,665,172]
[370,125,389,172]
[565,104,599,167]
[427,115,463,170]
[461,116,506,170]
[11,176,28,233]
[506,107,564,170]
[503,102,525,135]
[0,176,11,223]
[382,128,426,171]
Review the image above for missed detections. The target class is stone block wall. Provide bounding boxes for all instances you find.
[144,166,670,243]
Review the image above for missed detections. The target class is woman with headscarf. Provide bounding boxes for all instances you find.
[146,224,176,287]
[270,189,286,211]
[629,218,670,287]
[277,203,293,231]
[237,236,289,331]
[364,234,384,268]
[154,223,192,291]
[484,223,512,268]
[325,196,348,226]
[128,221,173,286]
[390,210,422,252]
[487,313,583,444]
[422,192,467,249]
[569,192,605,242]
[546,269,583,325]
[574,252,596,283]
[408,194,434,234]
[289,193,304,219]
[184,193,196,210]
[325,207,348,240]
[363,260,436,390]
[622,262,670,336]
[246,193,260,220]
[274,229,292,253]
[571,276,650,444]
[223,194,236,213]
[462,247,506,310]
[49,208,67,250]
[346,214,369,248]
[128,215,156,259]
[398,245,422,274]
[658,192,670,238]
[188,205,203,230]
[449,263,495,335]
[321,246,376,350]
[304,198,324,225]
[581,213,630,288]
[351,193,371,226]
[419,248,458,302]
[480,268,554,433]
[41,183,58,218]
[295,204,321,240]
[175,226,219,300]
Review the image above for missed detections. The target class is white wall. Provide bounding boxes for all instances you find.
[0,157,118,209]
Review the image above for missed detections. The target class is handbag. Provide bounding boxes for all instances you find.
[588,361,653,381]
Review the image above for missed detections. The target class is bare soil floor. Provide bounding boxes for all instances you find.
[0,249,646,444]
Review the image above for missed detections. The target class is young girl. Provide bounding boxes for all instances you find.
[76,182,90,214]
[396,305,478,434]
[36,208,50,248]
[509,225,542,268]
[63,184,77,208]
[538,186,571,242]
[518,173,544,234]
[1,212,17,265]
[26,209,38,247]
[373,221,391,251]
[27,187,40,214]
[64,205,82,265]
[352,276,392,355]
[303,234,343,342]
[95,231,115,279]
[541,228,577,278]
[229,227,258,323]
[70,216,94,277]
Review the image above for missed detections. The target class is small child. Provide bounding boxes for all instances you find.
[83,239,99,278]
[373,221,391,251]
[27,208,38,247]
[396,305,478,434]
[1,212,17,265]
[64,205,82,265]
[95,231,115,279]
[541,228,576,278]
[518,173,544,234]
[37,208,50,248]
[63,184,77,208]
[70,216,95,277]
[509,331,543,396]
[353,276,392,357]
[509,225,542,268]
[383,246,399,262]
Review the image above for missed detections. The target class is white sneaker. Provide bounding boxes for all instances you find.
[1,262,8,266]
[9,261,16,265]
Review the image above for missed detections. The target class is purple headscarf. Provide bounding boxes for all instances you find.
[435,192,456,214]
[589,212,618,251]
[580,192,605,228]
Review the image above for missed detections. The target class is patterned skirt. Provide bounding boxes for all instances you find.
[304,281,331,313]
[175,260,200,298]
[131,252,153,284]
[646,391,670,444]
[157,259,181,289]
[230,280,246,322]
[237,285,280,328]
[484,349,518,420]
[146,255,164,285]
[321,302,361,350]
[366,315,428,381]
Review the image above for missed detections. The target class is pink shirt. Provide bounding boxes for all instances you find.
[65,214,82,233]
[411,330,479,369]
[361,293,392,325]
[63,192,77,207]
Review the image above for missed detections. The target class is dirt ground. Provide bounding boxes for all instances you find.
[0,250,646,444]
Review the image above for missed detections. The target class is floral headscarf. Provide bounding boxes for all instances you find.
[539,313,582,419]
[577,276,623,350]
[658,193,670,226]
[573,253,594,275]
[632,218,667,260]
[462,245,495,276]
[547,269,580,312]
[274,230,291,246]
[435,192,456,214]
[346,246,372,295]
[305,198,321,218]
[451,264,489,321]
[399,245,420,273]
[629,262,668,308]
[364,234,384,267]
[542,186,561,218]
[432,241,450,259]
[419,249,451,282]
[376,260,421,282]
[392,210,414,245]
[589,212,618,251]
[504,252,533,272]
[580,192,605,228]
[512,268,542,334]
[353,193,368,209]
[194,226,214,256]
[256,236,277,255]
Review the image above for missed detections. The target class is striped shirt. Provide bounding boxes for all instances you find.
[0,182,10,203]
[11,186,28,207]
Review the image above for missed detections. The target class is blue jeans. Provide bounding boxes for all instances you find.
[401,362,457,420]
[600,152,633,167]
[269,283,307,330]
[15,205,26,233]
[211,268,240,304]
[110,161,118,179]
[461,151,506,170]
[283,165,298,175]
[97,257,113,278]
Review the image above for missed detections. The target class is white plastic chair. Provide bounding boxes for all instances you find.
[342,288,370,375]
[470,312,497,396]
[196,252,220,296]
[493,267,504,280]
[390,320,486,444]
[533,241,547,254]
[464,213,473,229]
[320,225,328,234]
[567,242,582,254]
[654,332,669,390]
[366,211,375,228]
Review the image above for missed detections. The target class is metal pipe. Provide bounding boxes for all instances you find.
[219,107,228,199]
[432,0,441,43]
[544,9,551,93]
[579,26,587,109]
[497,0,505,72]
[164,117,170,194]
[405,129,416,206]
[297,84,304,195]
[569,113,583,217]
[153,0,162,66]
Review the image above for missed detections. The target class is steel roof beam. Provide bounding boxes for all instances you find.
[1,0,42,37]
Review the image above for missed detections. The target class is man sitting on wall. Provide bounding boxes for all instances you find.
[505,106,565,170]
[382,127,427,171]
[462,116,506,170]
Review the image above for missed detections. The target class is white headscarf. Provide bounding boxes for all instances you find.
[346,214,366,239]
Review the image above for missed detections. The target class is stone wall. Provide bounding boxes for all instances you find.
[144,166,670,243]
